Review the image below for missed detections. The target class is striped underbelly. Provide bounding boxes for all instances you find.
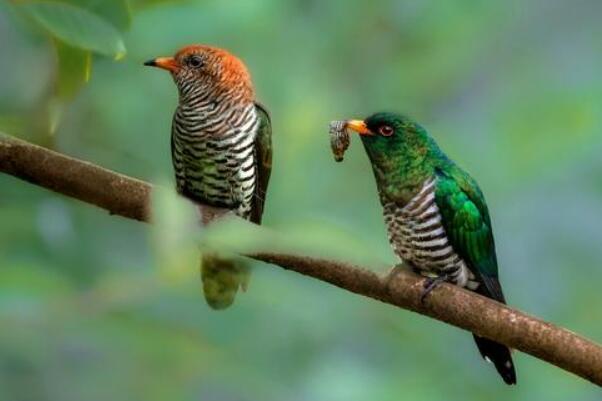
[172,129,257,218]
[383,177,477,289]
[170,97,260,219]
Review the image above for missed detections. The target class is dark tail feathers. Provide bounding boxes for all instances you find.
[473,335,517,385]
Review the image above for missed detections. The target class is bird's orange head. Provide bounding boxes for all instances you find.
[145,45,255,103]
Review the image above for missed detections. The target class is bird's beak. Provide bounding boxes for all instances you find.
[144,57,179,72]
[345,120,373,135]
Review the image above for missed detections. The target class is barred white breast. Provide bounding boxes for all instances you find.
[383,177,479,289]
[171,99,260,218]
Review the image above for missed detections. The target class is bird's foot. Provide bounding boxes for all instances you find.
[420,275,449,304]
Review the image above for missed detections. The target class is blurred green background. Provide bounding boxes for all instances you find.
[1,0,602,400]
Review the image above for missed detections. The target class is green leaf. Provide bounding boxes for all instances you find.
[128,0,187,11]
[63,0,132,32]
[47,97,64,135]
[42,40,92,134]
[19,1,126,59]
[54,39,91,100]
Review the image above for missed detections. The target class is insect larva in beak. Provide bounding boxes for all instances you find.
[329,120,350,162]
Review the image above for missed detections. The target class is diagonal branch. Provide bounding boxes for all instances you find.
[1,133,601,386]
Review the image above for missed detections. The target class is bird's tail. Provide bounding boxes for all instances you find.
[473,335,517,385]
[200,252,250,310]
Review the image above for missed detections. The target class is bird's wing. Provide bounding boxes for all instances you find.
[434,167,505,303]
[250,102,273,224]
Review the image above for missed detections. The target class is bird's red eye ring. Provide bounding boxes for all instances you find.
[379,125,394,136]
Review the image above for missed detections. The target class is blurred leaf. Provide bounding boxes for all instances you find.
[150,184,203,281]
[54,39,91,100]
[201,216,275,255]
[50,36,91,134]
[47,97,63,135]
[63,0,132,32]
[0,115,26,136]
[48,40,90,133]
[128,0,188,11]
[19,1,126,59]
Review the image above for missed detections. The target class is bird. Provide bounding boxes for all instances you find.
[144,45,272,310]
[343,112,516,385]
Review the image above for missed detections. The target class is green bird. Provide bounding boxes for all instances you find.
[344,112,516,385]
[145,45,272,310]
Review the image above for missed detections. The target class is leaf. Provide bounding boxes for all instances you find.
[47,97,63,135]
[54,39,91,100]
[63,0,132,32]
[19,1,126,59]
[128,0,187,11]
[42,40,92,134]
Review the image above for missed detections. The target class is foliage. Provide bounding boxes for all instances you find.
[6,0,180,135]
[1,1,602,400]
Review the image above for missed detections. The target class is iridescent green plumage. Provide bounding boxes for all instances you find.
[350,112,516,385]
[435,168,503,299]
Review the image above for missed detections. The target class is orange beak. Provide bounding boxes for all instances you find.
[345,120,373,135]
[144,57,179,72]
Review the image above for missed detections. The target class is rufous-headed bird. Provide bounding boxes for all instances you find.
[145,45,272,310]
[343,112,516,385]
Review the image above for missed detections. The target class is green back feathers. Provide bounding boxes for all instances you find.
[434,167,504,302]
[250,102,272,224]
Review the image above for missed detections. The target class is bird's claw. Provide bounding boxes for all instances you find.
[420,275,448,304]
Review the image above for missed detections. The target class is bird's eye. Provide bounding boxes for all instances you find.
[188,55,204,68]
[379,125,394,136]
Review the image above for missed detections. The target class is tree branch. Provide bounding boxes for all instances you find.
[1,133,601,386]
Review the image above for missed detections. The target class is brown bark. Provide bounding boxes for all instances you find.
[1,133,601,386]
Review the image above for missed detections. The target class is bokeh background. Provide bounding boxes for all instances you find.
[1,0,602,400]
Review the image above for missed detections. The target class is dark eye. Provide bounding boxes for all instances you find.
[188,55,203,68]
[379,125,394,136]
